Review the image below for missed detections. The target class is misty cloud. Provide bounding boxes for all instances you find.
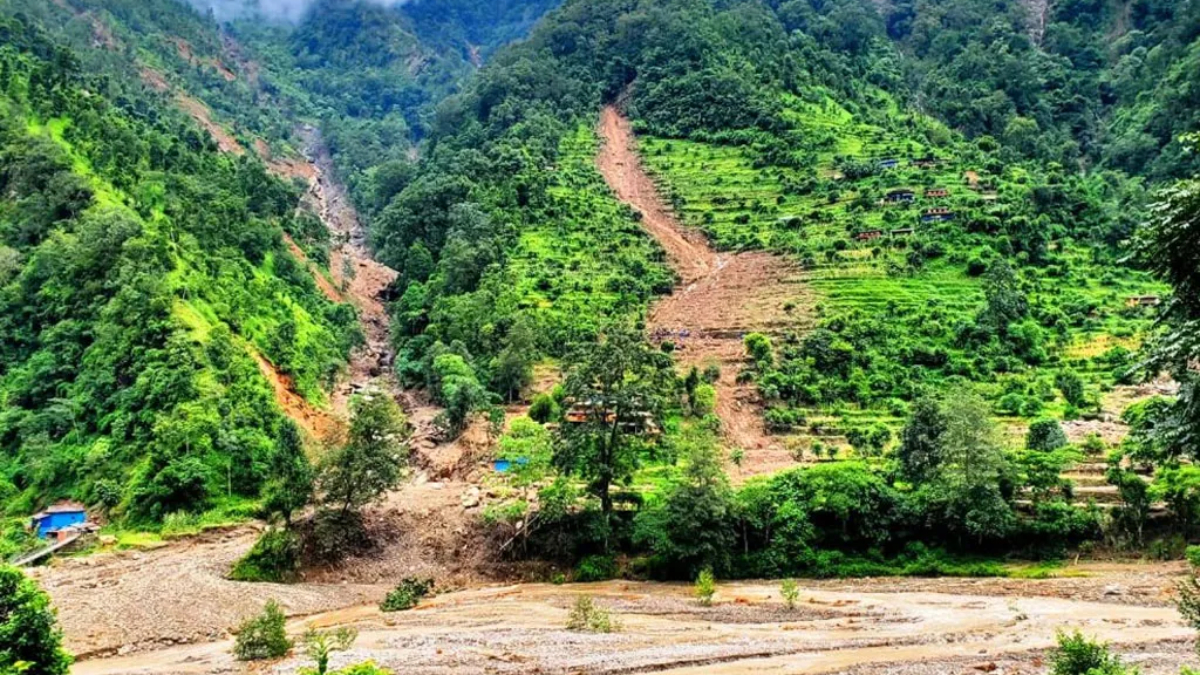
[184,0,409,23]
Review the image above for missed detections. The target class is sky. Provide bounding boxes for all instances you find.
[185,0,408,22]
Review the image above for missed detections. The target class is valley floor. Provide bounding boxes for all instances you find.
[50,530,1195,674]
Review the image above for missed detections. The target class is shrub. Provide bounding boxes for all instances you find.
[1187,546,1200,569]
[695,568,716,606]
[1027,418,1069,452]
[528,393,559,423]
[300,626,358,675]
[0,566,72,675]
[691,383,716,417]
[230,528,300,583]
[1050,631,1135,675]
[575,555,618,582]
[232,600,292,661]
[566,595,619,633]
[1176,572,1200,636]
[380,578,435,612]
[780,578,799,609]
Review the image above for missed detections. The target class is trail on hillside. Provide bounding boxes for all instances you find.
[596,106,808,476]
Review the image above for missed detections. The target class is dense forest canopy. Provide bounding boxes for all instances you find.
[0,0,1199,583]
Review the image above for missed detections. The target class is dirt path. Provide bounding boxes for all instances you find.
[70,565,1197,675]
[596,106,809,476]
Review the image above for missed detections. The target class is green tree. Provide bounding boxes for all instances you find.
[0,566,72,675]
[1026,418,1069,452]
[896,397,947,484]
[979,260,1028,339]
[555,322,674,541]
[431,353,489,436]
[918,392,1015,544]
[634,436,735,578]
[318,395,409,516]
[491,317,538,402]
[263,420,314,526]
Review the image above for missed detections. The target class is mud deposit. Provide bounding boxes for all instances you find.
[69,564,1196,675]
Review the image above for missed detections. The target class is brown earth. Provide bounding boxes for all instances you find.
[596,106,809,477]
[67,562,1198,675]
[174,93,245,155]
[248,347,341,442]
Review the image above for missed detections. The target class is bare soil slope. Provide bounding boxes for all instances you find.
[596,106,810,476]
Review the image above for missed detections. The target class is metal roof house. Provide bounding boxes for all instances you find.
[30,503,87,539]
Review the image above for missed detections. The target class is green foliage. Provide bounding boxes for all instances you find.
[1176,573,1200,638]
[0,12,357,523]
[1027,419,1069,452]
[694,568,716,607]
[555,322,675,527]
[300,626,358,675]
[431,353,489,437]
[318,395,409,515]
[319,663,393,675]
[0,566,71,675]
[230,528,300,583]
[528,394,560,424]
[380,578,435,612]
[574,555,617,583]
[635,435,736,578]
[566,595,619,633]
[779,578,800,610]
[1050,631,1137,675]
[232,600,292,661]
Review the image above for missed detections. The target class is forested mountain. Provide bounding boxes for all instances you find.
[2,0,1200,580]
[0,8,358,530]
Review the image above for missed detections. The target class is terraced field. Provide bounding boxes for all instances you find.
[639,92,1167,454]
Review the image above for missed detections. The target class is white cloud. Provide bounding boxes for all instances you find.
[185,0,409,23]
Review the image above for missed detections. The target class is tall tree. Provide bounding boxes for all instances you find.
[554,322,675,543]
[1138,153,1200,461]
[318,394,410,515]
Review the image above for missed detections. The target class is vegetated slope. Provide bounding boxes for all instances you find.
[597,105,807,474]
[887,0,1200,179]
[367,0,1171,454]
[0,10,361,532]
[639,80,1165,453]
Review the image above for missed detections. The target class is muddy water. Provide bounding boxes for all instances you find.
[73,576,1193,675]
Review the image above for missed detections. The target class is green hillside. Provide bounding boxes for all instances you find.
[0,11,358,533]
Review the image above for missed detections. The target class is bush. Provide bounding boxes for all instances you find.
[380,578,435,612]
[566,595,619,633]
[300,626,358,675]
[1187,546,1200,569]
[528,393,560,423]
[780,578,799,609]
[575,555,618,582]
[1027,418,1069,451]
[233,600,292,661]
[0,566,72,675]
[1050,631,1135,675]
[230,528,300,583]
[694,568,716,606]
[300,509,373,565]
